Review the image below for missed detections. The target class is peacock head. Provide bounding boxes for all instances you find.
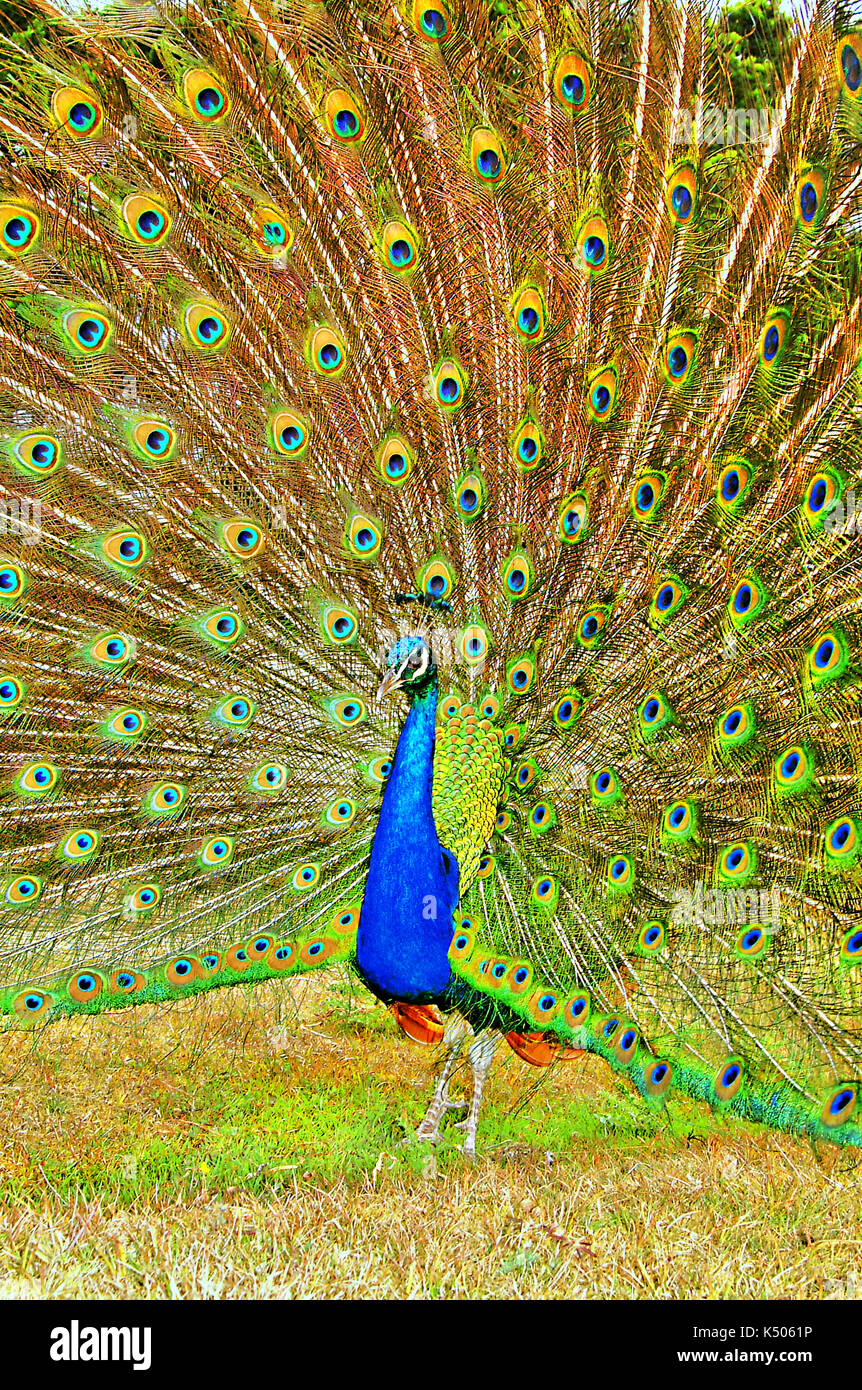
[377,635,436,701]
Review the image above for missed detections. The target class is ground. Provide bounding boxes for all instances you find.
[0,970,859,1299]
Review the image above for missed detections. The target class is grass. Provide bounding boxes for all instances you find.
[0,969,860,1299]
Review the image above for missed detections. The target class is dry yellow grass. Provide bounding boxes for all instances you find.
[0,970,859,1299]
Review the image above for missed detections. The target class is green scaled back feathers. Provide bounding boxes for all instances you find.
[0,0,861,1149]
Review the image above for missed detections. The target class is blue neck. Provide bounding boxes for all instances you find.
[356,679,458,1003]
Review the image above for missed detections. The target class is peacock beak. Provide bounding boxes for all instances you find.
[377,668,405,702]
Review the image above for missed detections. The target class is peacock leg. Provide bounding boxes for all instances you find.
[414,1013,469,1143]
[454,1030,498,1159]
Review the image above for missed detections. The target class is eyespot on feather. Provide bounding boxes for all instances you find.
[511,418,544,471]
[0,204,40,258]
[300,935,338,967]
[662,329,697,385]
[586,364,618,422]
[124,883,161,913]
[13,989,53,1025]
[15,762,59,797]
[630,472,667,522]
[664,160,697,224]
[253,206,293,257]
[10,432,61,476]
[716,458,752,514]
[220,519,265,558]
[210,695,256,729]
[795,164,826,231]
[433,359,466,410]
[470,128,506,184]
[381,220,419,274]
[195,607,244,648]
[821,1083,858,1127]
[182,70,230,122]
[249,762,289,795]
[291,862,320,891]
[165,956,202,987]
[122,194,171,246]
[510,285,547,343]
[85,632,133,668]
[3,875,42,905]
[378,436,414,487]
[131,420,177,461]
[345,511,383,560]
[758,309,790,369]
[453,470,485,518]
[141,781,186,817]
[58,828,101,863]
[323,90,365,142]
[0,675,26,713]
[309,326,347,377]
[413,0,452,40]
[68,969,104,1004]
[837,34,862,97]
[266,941,298,972]
[197,836,235,868]
[110,969,146,994]
[63,308,112,355]
[457,621,492,666]
[52,86,103,138]
[0,561,27,604]
[574,213,610,274]
[500,552,534,602]
[183,303,230,352]
[806,627,850,688]
[271,410,308,458]
[100,528,148,572]
[553,52,591,111]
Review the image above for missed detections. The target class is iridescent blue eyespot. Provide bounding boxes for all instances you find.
[335,109,358,137]
[668,345,688,376]
[831,1087,855,1114]
[671,185,692,219]
[843,44,861,90]
[734,584,752,614]
[583,235,605,266]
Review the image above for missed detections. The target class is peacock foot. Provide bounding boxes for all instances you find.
[413,1090,468,1145]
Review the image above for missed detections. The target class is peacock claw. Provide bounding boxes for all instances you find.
[454,1117,479,1158]
[413,1091,468,1144]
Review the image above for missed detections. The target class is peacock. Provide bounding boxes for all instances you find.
[2,0,862,1160]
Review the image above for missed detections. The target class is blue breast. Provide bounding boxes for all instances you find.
[356,682,459,1003]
